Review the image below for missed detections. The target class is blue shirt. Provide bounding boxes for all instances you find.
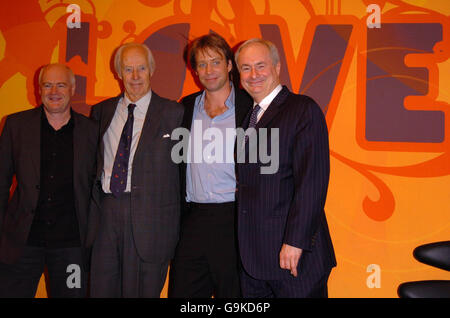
[186,85,237,203]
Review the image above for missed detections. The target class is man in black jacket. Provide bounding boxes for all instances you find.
[168,33,252,298]
[0,64,98,297]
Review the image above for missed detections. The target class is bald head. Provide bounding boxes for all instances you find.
[39,64,75,87]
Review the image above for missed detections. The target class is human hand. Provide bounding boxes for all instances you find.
[279,243,303,277]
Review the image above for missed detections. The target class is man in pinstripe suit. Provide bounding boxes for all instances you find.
[235,38,336,298]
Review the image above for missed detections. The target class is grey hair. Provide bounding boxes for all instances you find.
[234,38,280,68]
[114,42,156,78]
[38,64,76,86]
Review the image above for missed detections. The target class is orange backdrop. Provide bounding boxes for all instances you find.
[0,0,449,298]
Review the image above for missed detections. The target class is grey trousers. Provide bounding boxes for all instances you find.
[89,193,168,298]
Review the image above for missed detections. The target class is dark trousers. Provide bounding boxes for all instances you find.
[0,246,87,298]
[168,201,241,298]
[240,267,330,298]
[90,193,169,298]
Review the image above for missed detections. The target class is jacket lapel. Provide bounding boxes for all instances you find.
[241,86,289,161]
[97,95,121,177]
[28,107,42,183]
[133,91,163,161]
[180,92,199,131]
[255,86,290,129]
[72,111,83,190]
[183,103,194,130]
[234,89,252,128]
[100,95,122,138]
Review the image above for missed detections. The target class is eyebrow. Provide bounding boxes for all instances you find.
[240,61,265,67]
[42,81,68,85]
[122,64,147,68]
[198,56,222,62]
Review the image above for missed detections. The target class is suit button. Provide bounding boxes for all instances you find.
[242,210,247,214]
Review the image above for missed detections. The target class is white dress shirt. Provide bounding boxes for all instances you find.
[254,84,282,123]
[101,91,152,193]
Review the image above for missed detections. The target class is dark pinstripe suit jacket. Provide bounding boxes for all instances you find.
[87,91,184,263]
[236,86,336,281]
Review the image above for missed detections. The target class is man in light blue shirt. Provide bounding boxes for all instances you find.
[186,85,237,203]
[168,33,252,298]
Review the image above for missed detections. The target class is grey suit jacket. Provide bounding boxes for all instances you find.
[87,91,184,263]
[0,106,98,266]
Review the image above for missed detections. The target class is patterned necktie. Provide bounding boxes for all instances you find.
[245,104,261,143]
[110,103,136,196]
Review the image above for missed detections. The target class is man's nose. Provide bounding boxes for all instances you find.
[132,68,139,79]
[206,63,212,74]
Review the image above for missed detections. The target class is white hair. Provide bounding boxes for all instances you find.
[235,38,280,69]
[114,42,156,78]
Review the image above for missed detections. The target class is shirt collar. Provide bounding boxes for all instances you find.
[253,84,282,111]
[225,83,236,111]
[41,107,74,132]
[197,82,235,115]
[122,90,152,115]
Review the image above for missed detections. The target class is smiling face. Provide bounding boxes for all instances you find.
[237,42,281,103]
[39,64,75,116]
[120,45,152,102]
[195,47,232,93]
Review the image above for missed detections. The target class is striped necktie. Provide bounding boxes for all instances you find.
[245,104,261,143]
